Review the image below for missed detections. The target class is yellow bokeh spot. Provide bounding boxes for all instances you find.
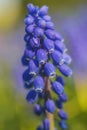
[74,77,87,111]
[0,0,21,30]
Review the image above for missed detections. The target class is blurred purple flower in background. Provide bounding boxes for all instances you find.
[63,7,87,111]
[64,8,87,77]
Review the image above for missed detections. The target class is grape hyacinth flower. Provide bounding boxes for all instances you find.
[21,3,72,130]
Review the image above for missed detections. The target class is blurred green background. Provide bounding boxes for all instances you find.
[0,0,87,130]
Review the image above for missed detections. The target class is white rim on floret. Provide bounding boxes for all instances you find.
[35,88,43,92]
[49,72,56,78]
[49,48,54,54]
[59,59,65,66]
[29,71,37,75]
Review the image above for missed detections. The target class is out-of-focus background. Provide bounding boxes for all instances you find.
[0,0,87,130]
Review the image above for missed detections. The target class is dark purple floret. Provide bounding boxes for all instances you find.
[30,37,40,48]
[25,24,35,33]
[42,15,51,21]
[59,120,68,129]
[56,76,65,86]
[24,34,30,42]
[51,50,64,65]
[37,125,43,130]
[38,91,45,98]
[46,21,54,29]
[45,29,55,40]
[24,82,33,89]
[43,118,50,130]
[56,99,63,109]
[43,38,54,53]
[28,60,39,75]
[39,5,48,16]
[24,15,34,25]
[26,89,38,103]
[22,69,34,85]
[55,40,67,53]
[36,49,47,64]
[58,64,72,77]
[55,32,64,41]
[59,93,68,102]
[22,69,30,82]
[21,55,29,66]
[52,81,64,95]
[27,3,38,14]
[58,110,68,120]
[34,104,43,115]
[34,76,44,92]
[37,19,46,28]
[34,27,44,37]
[63,53,72,65]
[24,48,35,59]
[45,99,56,113]
[44,62,56,77]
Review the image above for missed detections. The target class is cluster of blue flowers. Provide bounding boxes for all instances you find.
[22,3,72,130]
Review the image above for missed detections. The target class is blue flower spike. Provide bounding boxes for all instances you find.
[22,3,72,130]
